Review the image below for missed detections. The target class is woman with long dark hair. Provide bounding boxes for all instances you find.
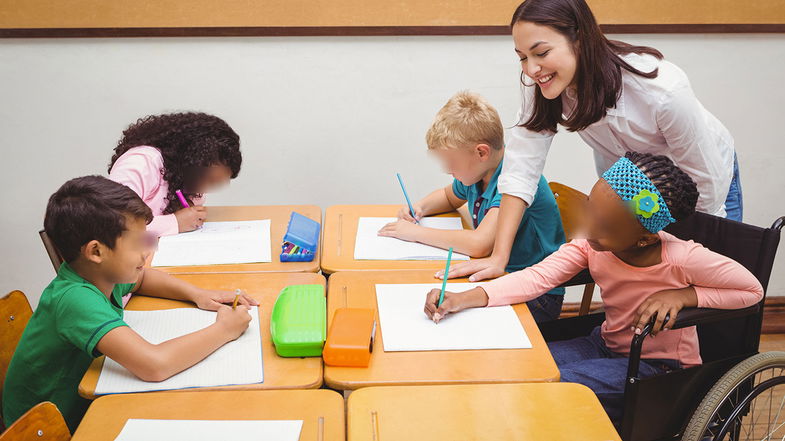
[445,0,740,282]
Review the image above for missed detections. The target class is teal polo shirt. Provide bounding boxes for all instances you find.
[452,161,566,295]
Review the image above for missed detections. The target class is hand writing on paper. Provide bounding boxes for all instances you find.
[423,287,489,324]
[194,289,258,311]
[175,206,208,232]
[397,204,424,223]
[216,305,252,340]
[377,219,422,243]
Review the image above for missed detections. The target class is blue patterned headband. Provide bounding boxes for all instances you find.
[601,156,676,233]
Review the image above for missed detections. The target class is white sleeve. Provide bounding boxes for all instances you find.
[498,85,555,205]
[656,82,734,216]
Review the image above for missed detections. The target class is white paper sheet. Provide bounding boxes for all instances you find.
[152,220,272,267]
[353,217,470,261]
[114,419,303,441]
[96,307,263,394]
[375,283,532,352]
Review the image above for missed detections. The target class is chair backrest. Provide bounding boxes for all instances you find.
[0,402,70,441]
[38,230,63,273]
[548,182,588,241]
[665,212,784,361]
[0,291,32,419]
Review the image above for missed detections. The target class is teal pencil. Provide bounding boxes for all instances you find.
[437,247,453,307]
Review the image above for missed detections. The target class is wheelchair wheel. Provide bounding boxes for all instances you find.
[682,351,785,441]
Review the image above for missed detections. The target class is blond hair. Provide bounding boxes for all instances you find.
[426,91,504,151]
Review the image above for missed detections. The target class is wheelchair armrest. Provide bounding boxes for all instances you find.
[625,304,760,380]
[670,305,760,329]
[560,269,594,288]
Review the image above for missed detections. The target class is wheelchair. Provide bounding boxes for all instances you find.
[539,212,785,441]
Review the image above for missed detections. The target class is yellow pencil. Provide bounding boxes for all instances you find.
[232,289,241,310]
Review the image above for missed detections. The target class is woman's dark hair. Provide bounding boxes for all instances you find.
[511,0,663,133]
[625,152,699,221]
[108,112,241,214]
[44,176,153,262]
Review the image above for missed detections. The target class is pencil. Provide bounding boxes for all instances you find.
[396,173,418,224]
[232,289,241,310]
[437,247,453,308]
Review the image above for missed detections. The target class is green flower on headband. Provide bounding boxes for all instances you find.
[632,189,660,218]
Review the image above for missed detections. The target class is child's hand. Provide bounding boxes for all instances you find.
[436,256,506,282]
[215,305,252,340]
[397,204,423,223]
[175,206,208,232]
[193,289,258,311]
[424,287,489,323]
[632,287,697,336]
[378,219,421,242]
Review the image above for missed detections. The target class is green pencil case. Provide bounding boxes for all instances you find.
[270,284,327,357]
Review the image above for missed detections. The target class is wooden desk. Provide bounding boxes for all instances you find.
[79,272,324,399]
[151,205,321,274]
[347,383,620,441]
[323,271,559,390]
[320,204,472,274]
[72,389,344,441]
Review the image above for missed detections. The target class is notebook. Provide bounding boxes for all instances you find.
[95,306,263,394]
[375,283,531,352]
[354,217,470,261]
[152,220,272,267]
[114,419,303,441]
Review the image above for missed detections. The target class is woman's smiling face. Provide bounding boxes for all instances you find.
[513,21,578,99]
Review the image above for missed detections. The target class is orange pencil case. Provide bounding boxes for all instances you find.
[323,308,376,367]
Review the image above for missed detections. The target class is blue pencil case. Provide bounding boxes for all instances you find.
[280,212,320,262]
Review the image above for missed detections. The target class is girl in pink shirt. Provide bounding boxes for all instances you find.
[423,152,763,423]
[108,112,242,238]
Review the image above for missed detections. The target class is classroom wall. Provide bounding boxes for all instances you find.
[1,33,784,308]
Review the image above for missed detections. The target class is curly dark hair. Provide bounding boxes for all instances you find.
[625,151,699,221]
[45,176,153,262]
[108,112,241,214]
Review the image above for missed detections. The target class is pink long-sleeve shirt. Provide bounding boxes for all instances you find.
[108,146,204,237]
[481,232,764,366]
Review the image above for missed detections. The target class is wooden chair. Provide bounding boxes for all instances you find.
[38,230,63,273]
[548,182,597,316]
[0,291,33,432]
[0,402,70,441]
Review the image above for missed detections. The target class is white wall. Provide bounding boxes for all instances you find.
[1,34,784,308]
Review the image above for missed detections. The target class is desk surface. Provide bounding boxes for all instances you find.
[347,383,620,441]
[320,204,472,274]
[72,389,344,441]
[79,272,324,399]
[323,270,559,390]
[151,205,321,274]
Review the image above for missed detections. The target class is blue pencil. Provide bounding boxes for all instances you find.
[396,173,418,224]
[437,247,453,308]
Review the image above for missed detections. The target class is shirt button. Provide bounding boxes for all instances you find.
[472,214,477,219]
[475,202,480,207]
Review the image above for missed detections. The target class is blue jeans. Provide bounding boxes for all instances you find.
[526,293,564,323]
[548,327,680,424]
[724,153,743,222]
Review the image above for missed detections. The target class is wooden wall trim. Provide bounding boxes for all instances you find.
[1,23,784,39]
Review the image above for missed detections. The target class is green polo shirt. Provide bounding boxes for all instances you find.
[2,262,132,431]
[452,161,566,295]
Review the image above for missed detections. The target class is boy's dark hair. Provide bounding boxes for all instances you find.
[108,112,241,215]
[625,152,699,221]
[44,176,153,262]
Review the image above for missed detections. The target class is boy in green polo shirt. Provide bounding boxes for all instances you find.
[3,176,258,431]
[378,91,566,322]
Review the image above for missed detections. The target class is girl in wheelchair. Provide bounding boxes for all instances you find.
[424,151,763,423]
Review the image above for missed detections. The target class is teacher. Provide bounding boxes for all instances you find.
[445,0,742,281]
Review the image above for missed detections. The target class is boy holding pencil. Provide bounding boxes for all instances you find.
[3,176,257,431]
[378,91,566,322]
